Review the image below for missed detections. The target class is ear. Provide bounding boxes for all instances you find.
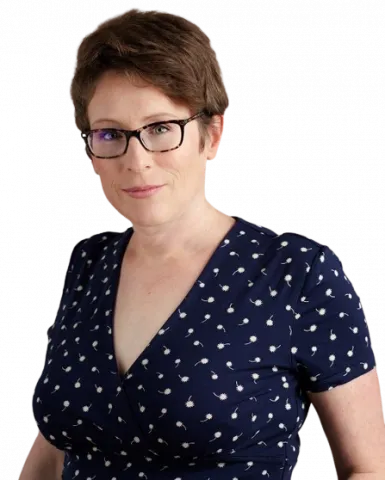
[206,114,224,161]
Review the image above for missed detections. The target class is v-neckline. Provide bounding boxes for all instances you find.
[108,215,242,385]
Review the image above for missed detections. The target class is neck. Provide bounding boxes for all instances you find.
[126,202,234,264]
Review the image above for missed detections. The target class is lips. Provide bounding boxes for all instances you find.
[123,185,163,193]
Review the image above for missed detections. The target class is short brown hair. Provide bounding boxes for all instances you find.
[69,8,229,154]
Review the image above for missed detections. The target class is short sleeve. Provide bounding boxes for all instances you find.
[291,244,376,393]
[43,238,86,364]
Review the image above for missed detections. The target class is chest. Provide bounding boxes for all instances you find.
[112,256,209,378]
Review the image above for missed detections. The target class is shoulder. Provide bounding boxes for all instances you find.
[238,215,327,262]
[69,228,130,267]
[271,231,325,255]
[272,231,332,274]
[74,228,127,253]
[236,217,340,303]
[270,232,345,301]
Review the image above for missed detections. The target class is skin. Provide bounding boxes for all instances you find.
[86,71,385,477]
[307,371,385,478]
[87,70,234,265]
[19,72,235,480]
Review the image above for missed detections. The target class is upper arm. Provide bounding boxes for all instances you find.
[289,243,385,475]
[35,430,65,460]
[308,367,385,478]
[34,431,65,478]
[291,244,376,393]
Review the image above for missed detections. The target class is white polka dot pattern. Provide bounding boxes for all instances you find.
[32,216,376,479]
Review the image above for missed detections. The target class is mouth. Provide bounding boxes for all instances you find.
[121,185,165,198]
[122,185,164,193]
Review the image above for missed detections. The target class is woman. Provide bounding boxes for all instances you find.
[20,8,385,480]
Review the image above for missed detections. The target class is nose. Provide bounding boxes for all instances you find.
[120,134,152,170]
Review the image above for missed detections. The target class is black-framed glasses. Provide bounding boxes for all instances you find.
[81,110,208,159]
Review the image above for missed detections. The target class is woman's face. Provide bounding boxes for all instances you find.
[87,70,223,227]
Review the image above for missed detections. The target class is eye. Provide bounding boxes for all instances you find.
[97,129,121,141]
[149,124,170,135]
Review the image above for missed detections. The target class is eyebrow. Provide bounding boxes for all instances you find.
[91,112,178,128]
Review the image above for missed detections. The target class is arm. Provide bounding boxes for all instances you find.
[347,474,385,480]
[308,368,385,480]
[19,431,64,480]
[290,243,384,477]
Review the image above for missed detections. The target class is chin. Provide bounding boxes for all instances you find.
[124,208,173,227]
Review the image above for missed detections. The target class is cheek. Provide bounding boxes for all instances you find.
[171,164,195,186]
[95,165,119,193]
[170,149,203,179]
[94,159,114,179]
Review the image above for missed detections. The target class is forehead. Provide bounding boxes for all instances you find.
[88,71,188,128]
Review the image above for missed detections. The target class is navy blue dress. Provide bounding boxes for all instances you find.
[32,215,376,479]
